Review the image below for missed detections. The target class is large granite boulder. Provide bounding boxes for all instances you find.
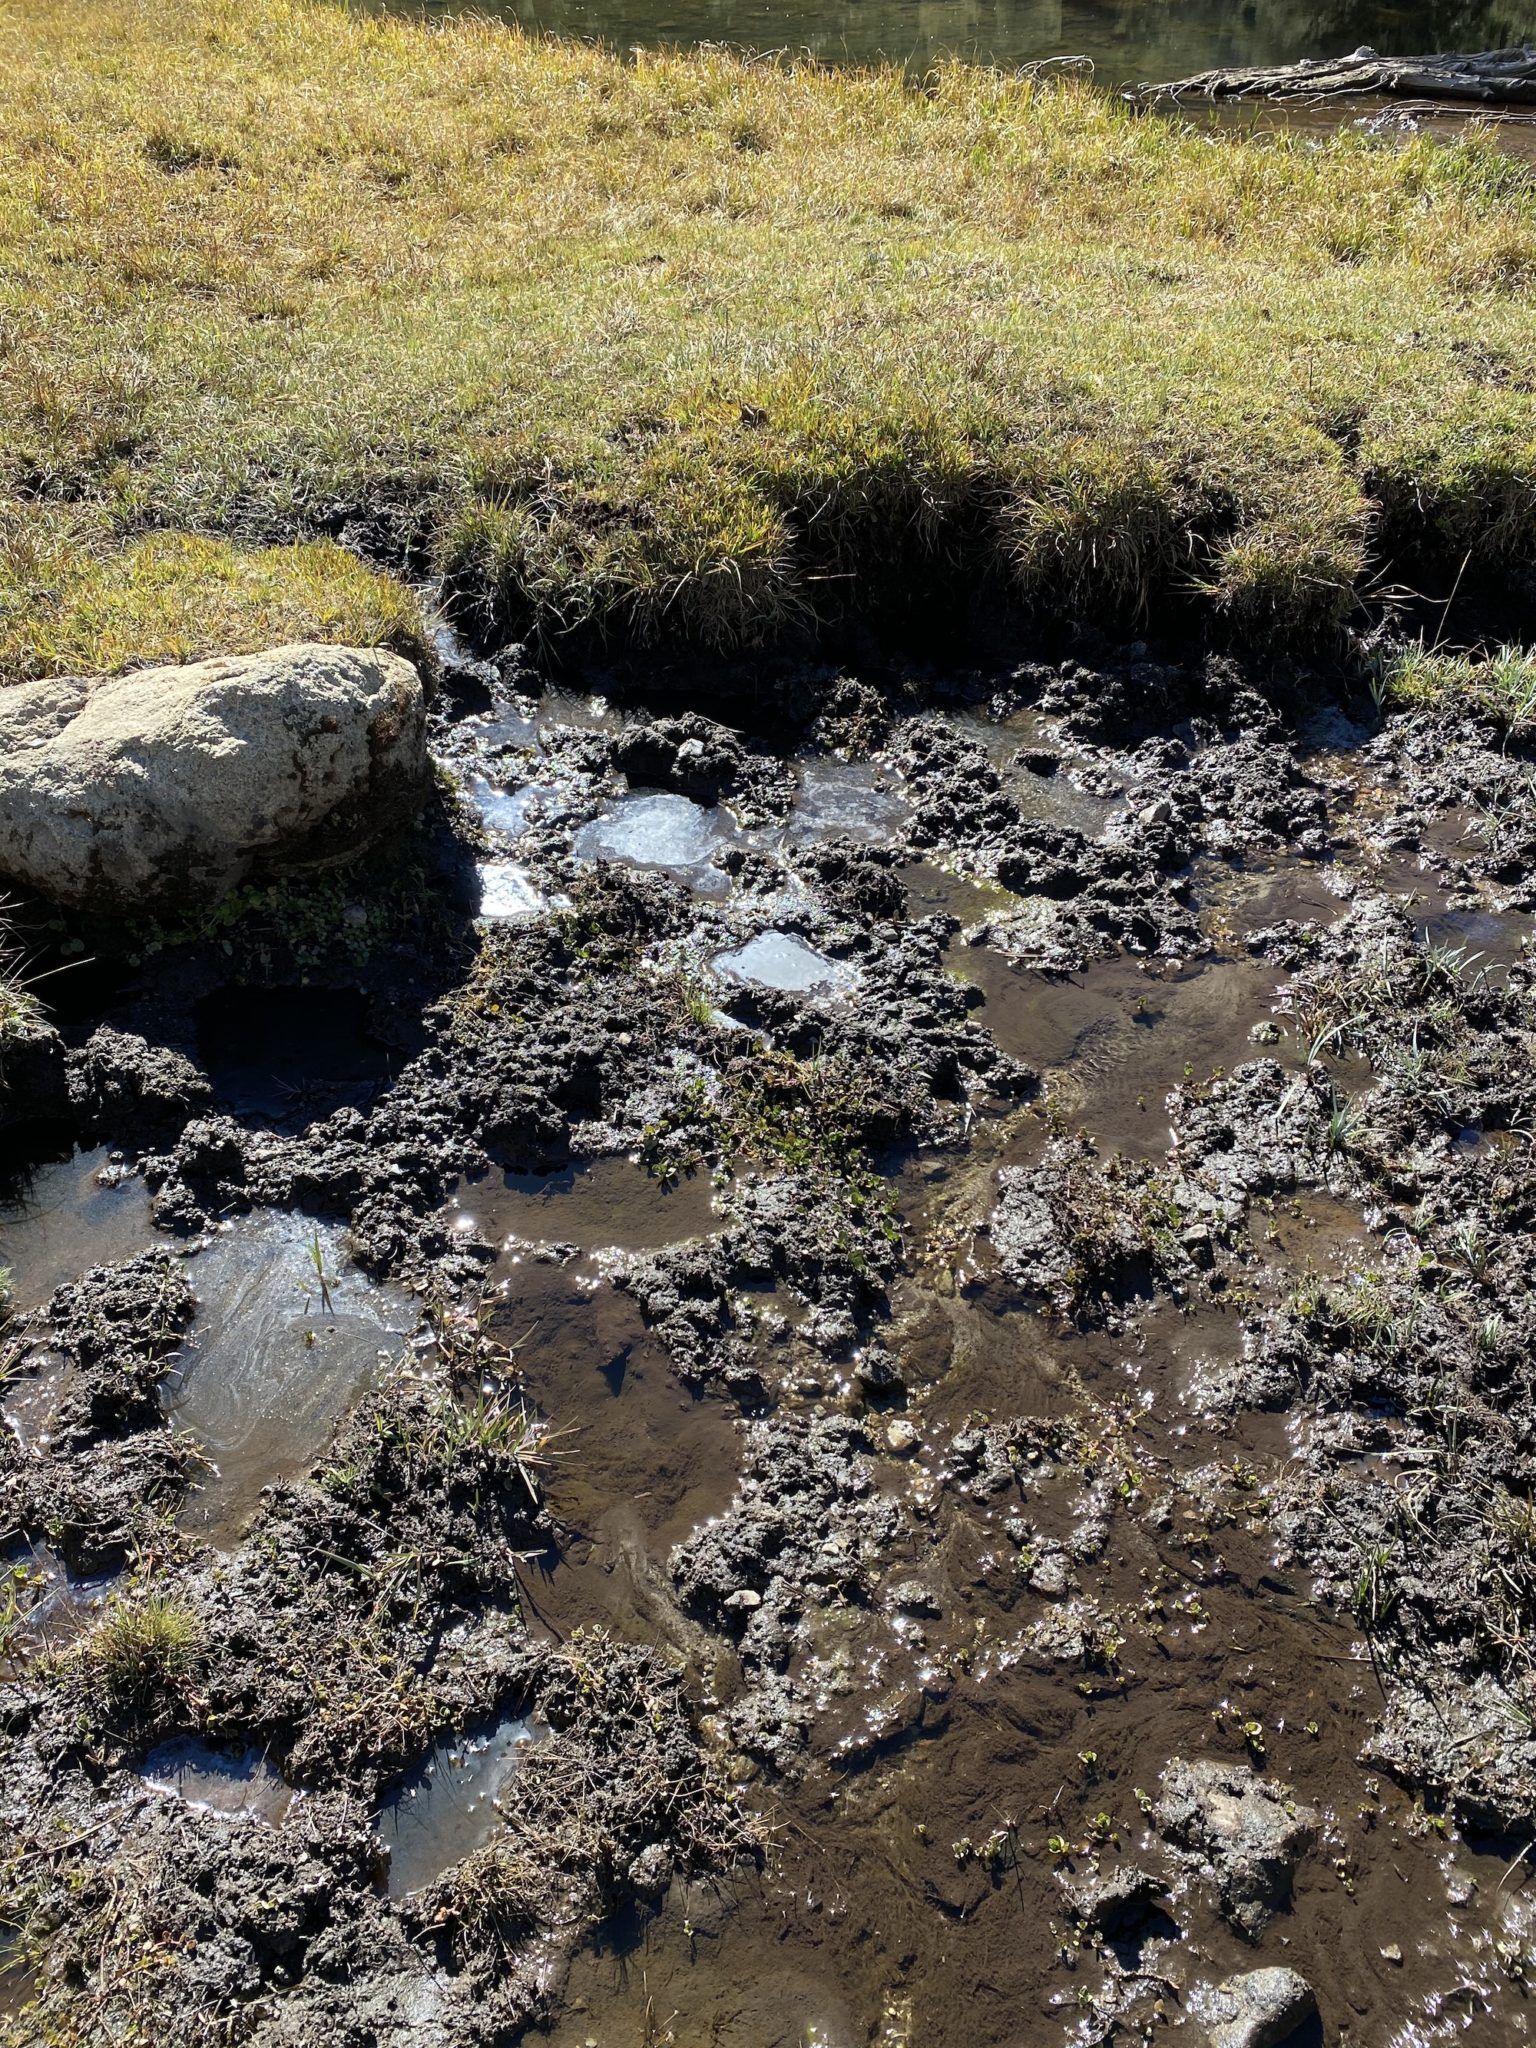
[0,643,428,914]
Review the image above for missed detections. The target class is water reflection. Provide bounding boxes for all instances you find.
[365,0,1536,87]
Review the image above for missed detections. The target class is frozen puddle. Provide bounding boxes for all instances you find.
[140,1737,297,1826]
[573,791,736,893]
[1,1543,116,1654]
[478,860,549,921]
[377,1711,541,1896]
[468,776,554,842]
[713,931,854,994]
[787,759,909,845]
[0,1146,155,1313]
[161,1213,415,1544]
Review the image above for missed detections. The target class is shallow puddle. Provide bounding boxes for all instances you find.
[161,1213,415,1545]
[451,1156,717,1254]
[903,859,1021,926]
[944,706,1121,833]
[951,943,1284,1157]
[466,774,554,842]
[140,1737,297,1825]
[487,1253,742,1649]
[785,758,910,845]
[0,1145,155,1314]
[712,930,853,994]
[376,1711,541,1896]
[573,791,737,894]
[197,986,399,1128]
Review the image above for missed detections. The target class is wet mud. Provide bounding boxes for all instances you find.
[2,637,1536,2045]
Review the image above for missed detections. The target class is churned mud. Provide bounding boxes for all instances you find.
[3,634,1536,2045]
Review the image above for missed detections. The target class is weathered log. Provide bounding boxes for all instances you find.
[1146,44,1536,106]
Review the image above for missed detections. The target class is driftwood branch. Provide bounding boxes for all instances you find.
[1146,44,1536,107]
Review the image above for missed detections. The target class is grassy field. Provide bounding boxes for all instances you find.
[4,0,1536,673]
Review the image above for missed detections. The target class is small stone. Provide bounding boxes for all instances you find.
[889,1579,941,1617]
[1139,798,1174,827]
[724,1588,762,1611]
[1155,1758,1318,1936]
[627,1843,672,1896]
[1190,1966,1316,2048]
[1181,1224,1215,1268]
[1249,1019,1282,1044]
[1380,1943,1403,1964]
[855,1347,905,1394]
[885,1418,919,1454]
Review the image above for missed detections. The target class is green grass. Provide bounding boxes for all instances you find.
[0,910,43,1046]
[0,509,430,677]
[5,0,1536,666]
[1378,637,1536,732]
[76,1592,201,1709]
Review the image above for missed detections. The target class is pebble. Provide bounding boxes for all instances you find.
[885,1418,919,1454]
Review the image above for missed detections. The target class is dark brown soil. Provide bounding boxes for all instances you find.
[3,637,1535,2046]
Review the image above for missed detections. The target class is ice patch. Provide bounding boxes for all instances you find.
[574,791,736,892]
[713,931,853,993]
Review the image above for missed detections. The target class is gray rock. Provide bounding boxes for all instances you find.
[889,1578,941,1617]
[0,643,428,913]
[1189,1966,1316,2048]
[1156,1757,1317,1936]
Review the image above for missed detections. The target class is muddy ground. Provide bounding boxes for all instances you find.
[2,630,1536,2045]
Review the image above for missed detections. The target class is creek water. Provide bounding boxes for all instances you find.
[366,0,1536,89]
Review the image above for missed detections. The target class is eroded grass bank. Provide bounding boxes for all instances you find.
[4,0,1536,667]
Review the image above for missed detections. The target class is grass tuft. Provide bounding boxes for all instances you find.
[1378,638,1536,736]
[76,1593,201,1710]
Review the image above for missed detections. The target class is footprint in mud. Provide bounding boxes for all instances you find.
[196,986,401,1129]
[139,1737,297,1826]
[375,1711,542,1897]
[159,1213,416,1547]
[0,1144,154,1313]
